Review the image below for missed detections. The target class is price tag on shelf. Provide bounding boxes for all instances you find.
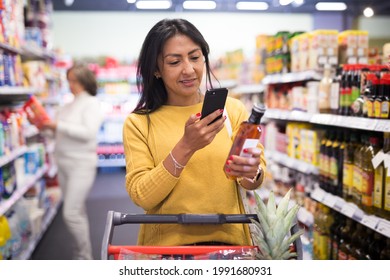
[311,188,326,202]
[375,120,390,132]
[372,150,385,169]
[361,215,379,230]
[323,193,337,208]
[376,220,390,238]
[341,203,357,218]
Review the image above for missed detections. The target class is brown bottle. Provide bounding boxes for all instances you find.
[373,133,387,217]
[343,132,357,202]
[361,136,379,214]
[348,223,365,260]
[337,218,354,260]
[224,104,266,180]
[380,238,390,260]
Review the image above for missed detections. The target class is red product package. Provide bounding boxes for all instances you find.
[23,95,51,129]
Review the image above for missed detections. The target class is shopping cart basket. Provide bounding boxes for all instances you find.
[101,211,303,260]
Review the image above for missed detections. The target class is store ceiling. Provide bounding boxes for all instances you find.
[52,0,390,16]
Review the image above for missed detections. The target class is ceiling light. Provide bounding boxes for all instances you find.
[292,0,305,7]
[315,2,347,11]
[64,0,74,6]
[236,1,269,10]
[136,0,172,10]
[279,0,294,6]
[127,0,136,3]
[183,1,216,10]
[363,7,374,17]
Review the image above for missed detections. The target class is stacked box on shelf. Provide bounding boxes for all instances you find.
[253,34,268,83]
[338,30,369,65]
[309,30,338,70]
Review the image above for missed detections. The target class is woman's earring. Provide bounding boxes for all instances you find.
[154,73,161,79]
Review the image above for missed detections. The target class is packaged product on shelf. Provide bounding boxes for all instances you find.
[0,215,12,260]
[22,95,51,129]
[338,30,369,65]
[2,162,16,199]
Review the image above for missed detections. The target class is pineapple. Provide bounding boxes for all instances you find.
[250,188,304,260]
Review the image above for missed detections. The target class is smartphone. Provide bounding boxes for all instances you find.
[200,87,228,124]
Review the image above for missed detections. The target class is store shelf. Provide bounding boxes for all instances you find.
[265,109,390,132]
[310,187,390,239]
[262,70,323,85]
[0,42,20,55]
[231,84,264,95]
[98,158,126,168]
[16,199,62,260]
[0,164,49,216]
[20,45,56,61]
[0,145,28,168]
[265,150,319,175]
[264,109,313,122]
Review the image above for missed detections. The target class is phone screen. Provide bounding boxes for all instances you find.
[200,88,228,124]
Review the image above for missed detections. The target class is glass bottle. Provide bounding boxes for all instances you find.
[380,74,390,119]
[337,218,354,260]
[379,238,390,260]
[328,211,343,260]
[361,136,379,214]
[318,64,333,114]
[330,66,342,115]
[343,131,357,202]
[224,103,266,180]
[329,129,341,195]
[373,134,385,217]
[368,232,385,260]
[383,132,390,218]
[351,133,363,206]
[348,223,365,260]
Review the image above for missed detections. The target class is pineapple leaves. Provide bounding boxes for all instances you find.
[251,189,304,260]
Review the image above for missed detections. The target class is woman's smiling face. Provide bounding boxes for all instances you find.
[156,34,205,106]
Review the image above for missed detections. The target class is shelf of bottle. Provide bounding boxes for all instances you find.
[98,158,126,168]
[264,109,390,132]
[262,70,323,85]
[310,187,390,239]
[230,84,265,95]
[16,199,62,260]
[265,150,319,175]
[0,164,49,216]
[0,146,28,168]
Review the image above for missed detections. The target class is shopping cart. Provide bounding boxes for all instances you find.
[101,211,303,260]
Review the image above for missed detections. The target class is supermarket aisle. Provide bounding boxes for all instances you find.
[31,168,144,260]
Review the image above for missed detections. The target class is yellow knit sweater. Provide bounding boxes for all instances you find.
[123,97,266,246]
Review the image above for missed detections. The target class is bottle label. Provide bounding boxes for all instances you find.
[330,157,338,183]
[366,100,374,118]
[381,101,389,119]
[353,166,362,192]
[239,139,259,157]
[374,100,381,118]
[343,163,353,187]
[384,169,390,211]
[330,83,340,110]
[373,166,384,208]
[361,170,374,207]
